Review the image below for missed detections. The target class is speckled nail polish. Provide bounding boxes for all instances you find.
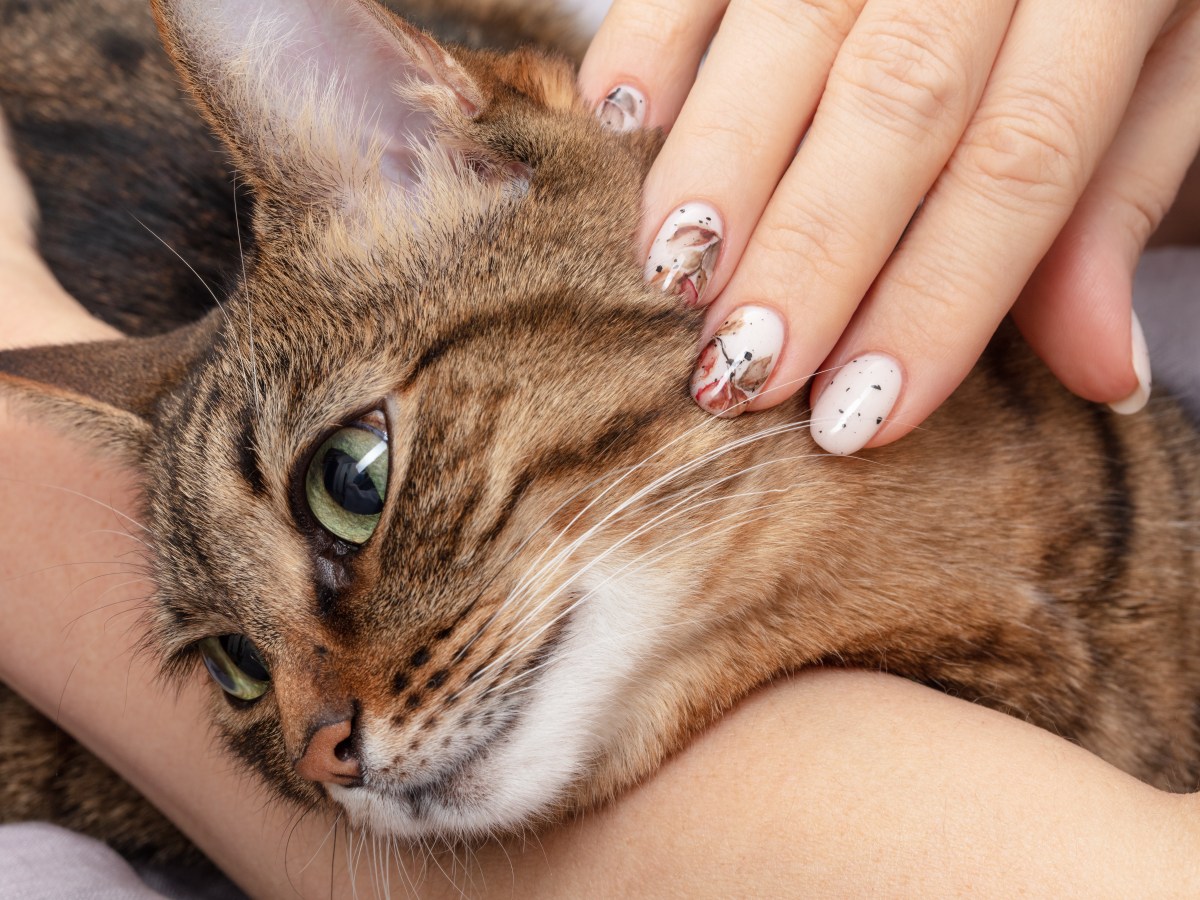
[1108,310,1152,415]
[596,85,646,132]
[690,305,784,418]
[645,202,723,308]
[811,354,902,455]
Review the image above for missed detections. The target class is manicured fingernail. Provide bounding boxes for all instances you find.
[1108,310,1152,415]
[810,354,902,455]
[596,85,646,132]
[645,202,723,307]
[690,305,783,418]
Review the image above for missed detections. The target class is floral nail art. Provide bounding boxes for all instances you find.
[645,202,723,308]
[690,305,784,418]
[596,85,646,132]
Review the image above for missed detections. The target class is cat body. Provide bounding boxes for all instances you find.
[0,0,1198,867]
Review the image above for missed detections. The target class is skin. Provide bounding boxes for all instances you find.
[1,110,1199,898]
[579,0,1200,447]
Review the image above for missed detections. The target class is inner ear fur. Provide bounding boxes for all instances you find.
[0,315,218,459]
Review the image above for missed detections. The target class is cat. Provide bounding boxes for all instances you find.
[1,0,1198,870]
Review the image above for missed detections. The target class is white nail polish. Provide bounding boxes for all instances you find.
[690,305,784,418]
[810,354,903,455]
[644,202,724,307]
[1108,311,1152,415]
[596,85,646,132]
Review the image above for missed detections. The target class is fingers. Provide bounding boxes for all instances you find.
[804,0,1175,453]
[1014,4,1200,414]
[640,0,867,318]
[578,0,728,130]
[695,0,1011,419]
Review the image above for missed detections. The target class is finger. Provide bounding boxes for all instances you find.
[640,0,865,318]
[808,0,1174,454]
[1014,4,1200,413]
[578,0,728,132]
[691,0,1012,418]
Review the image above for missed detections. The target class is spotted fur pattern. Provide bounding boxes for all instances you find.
[1,0,1198,868]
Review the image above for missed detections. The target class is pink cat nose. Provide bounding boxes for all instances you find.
[294,718,362,786]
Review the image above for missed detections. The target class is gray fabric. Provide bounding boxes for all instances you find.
[0,823,167,899]
[0,822,245,899]
[1135,246,1200,418]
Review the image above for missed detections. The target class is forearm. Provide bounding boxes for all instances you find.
[0,429,1195,899]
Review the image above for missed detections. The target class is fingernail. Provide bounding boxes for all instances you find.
[810,354,902,455]
[596,85,646,132]
[690,305,784,418]
[1107,310,1152,415]
[645,202,723,307]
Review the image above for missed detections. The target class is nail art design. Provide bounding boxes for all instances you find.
[690,306,784,418]
[596,85,646,132]
[810,354,902,456]
[1108,310,1152,415]
[645,202,723,308]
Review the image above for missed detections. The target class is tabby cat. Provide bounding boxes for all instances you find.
[1,0,1198,868]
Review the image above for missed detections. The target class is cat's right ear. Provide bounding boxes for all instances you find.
[0,317,217,460]
[150,0,492,222]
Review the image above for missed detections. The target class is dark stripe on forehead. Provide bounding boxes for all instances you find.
[400,301,695,389]
[236,406,267,495]
[478,407,665,548]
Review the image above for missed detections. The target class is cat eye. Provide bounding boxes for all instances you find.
[305,417,389,545]
[199,635,271,702]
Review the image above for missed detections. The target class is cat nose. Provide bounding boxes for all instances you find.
[294,716,362,786]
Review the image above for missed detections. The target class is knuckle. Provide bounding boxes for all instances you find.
[753,198,864,292]
[782,0,861,47]
[607,0,697,50]
[833,14,971,138]
[956,87,1088,212]
[1111,171,1171,246]
[685,112,772,160]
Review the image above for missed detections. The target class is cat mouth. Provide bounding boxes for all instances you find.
[389,705,522,816]
[329,614,574,836]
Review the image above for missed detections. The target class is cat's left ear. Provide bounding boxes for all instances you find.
[151,0,498,217]
[0,317,216,460]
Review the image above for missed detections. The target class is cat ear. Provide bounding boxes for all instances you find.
[150,0,488,213]
[0,318,217,460]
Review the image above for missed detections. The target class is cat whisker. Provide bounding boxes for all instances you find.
[488,441,858,679]
[1,558,149,585]
[483,499,786,699]
[482,474,806,689]
[130,213,259,406]
[494,397,794,608]
[0,477,156,536]
[61,581,153,638]
[489,421,826,657]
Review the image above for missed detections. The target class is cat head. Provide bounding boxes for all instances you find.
[0,0,818,838]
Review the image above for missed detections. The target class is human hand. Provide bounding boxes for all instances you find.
[580,1,1200,453]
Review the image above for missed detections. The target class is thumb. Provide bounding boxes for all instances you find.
[1014,5,1200,414]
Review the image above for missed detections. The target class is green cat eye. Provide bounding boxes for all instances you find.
[305,421,389,545]
[199,635,270,702]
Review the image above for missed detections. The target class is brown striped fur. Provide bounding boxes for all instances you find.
[1,0,1198,868]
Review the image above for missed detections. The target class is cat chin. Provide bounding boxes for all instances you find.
[329,564,682,841]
